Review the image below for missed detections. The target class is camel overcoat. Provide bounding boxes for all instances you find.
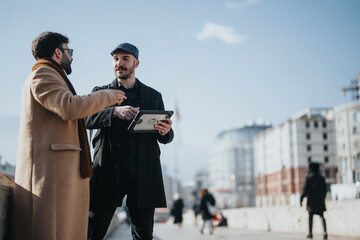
[10,66,118,240]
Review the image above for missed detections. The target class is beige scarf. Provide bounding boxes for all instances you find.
[32,58,93,178]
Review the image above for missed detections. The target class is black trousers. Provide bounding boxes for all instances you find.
[308,212,327,235]
[88,179,155,240]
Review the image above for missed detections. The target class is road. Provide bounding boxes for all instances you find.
[105,222,360,240]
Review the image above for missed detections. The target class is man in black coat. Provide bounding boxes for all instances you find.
[86,43,174,240]
[300,162,328,240]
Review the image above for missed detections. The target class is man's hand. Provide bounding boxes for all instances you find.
[104,89,127,105]
[154,118,172,136]
[113,106,139,120]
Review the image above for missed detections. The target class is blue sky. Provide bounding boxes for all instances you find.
[0,0,360,181]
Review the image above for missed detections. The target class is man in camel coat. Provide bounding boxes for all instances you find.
[9,31,126,240]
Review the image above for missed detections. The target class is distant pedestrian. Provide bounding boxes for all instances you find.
[300,162,328,240]
[170,193,184,228]
[197,188,216,235]
[192,202,199,226]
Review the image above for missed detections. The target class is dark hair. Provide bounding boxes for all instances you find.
[199,188,208,198]
[309,162,320,173]
[31,32,69,59]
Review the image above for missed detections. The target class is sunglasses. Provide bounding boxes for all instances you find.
[60,48,74,57]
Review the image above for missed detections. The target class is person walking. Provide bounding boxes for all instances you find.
[192,202,199,226]
[197,188,216,235]
[170,193,184,228]
[86,43,174,240]
[300,162,328,240]
[9,32,125,240]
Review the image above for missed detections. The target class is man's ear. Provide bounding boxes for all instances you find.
[53,48,62,60]
[135,59,140,68]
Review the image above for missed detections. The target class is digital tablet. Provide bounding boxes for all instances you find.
[127,110,173,133]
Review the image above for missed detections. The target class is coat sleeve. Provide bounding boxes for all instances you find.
[31,67,117,121]
[155,92,174,144]
[85,85,118,129]
[86,107,115,129]
[300,176,309,203]
[322,177,327,200]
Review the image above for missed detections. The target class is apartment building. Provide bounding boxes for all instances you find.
[209,121,271,208]
[333,101,360,184]
[254,108,337,207]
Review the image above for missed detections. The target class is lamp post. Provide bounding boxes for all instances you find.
[230,174,236,207]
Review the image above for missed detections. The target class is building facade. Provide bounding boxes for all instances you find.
[209,121,271,208]
[334,101,360,184]
[254,108,337,207]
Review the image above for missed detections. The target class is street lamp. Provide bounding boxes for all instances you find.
[230,174,236,207]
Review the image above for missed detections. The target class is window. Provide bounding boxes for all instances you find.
[306,133,311,140]
[323,133,327,140]
[305,121,310,128]
[354,111,360,122]
[325,169,330,178]
[282,185,288,193]
[314,121,318,128]
[341,158,347,170]
[307,145,311,151]
[324,156,329,163]
[357,154,360,169]
[353,127,357,134]
[308,157,312,163]
[324,144,328,151]
[322,121,327,128]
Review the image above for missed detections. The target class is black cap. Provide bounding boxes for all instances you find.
[110,43,139,59]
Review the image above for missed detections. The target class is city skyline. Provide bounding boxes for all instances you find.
[0,0,360,182]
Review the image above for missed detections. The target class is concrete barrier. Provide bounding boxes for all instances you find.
[183,200,360,238]
[0,173,14,240]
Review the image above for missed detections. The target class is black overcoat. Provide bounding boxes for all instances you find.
[197,193,216,220]
[86,79,174,209]
[171,199,184,224]
[300,172,327,214]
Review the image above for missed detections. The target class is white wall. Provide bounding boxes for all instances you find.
[183,200,360,238]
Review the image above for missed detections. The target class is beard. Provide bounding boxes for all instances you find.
[116,62,136,80]
[60,55,72,75]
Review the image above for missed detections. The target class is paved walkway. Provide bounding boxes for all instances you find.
[105,222,360,240]
[154,223,359,240]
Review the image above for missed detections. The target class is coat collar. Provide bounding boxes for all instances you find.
[109,78,150,109]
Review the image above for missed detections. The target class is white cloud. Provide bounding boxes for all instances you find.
[225,0,261,9]
[196,22,248,45]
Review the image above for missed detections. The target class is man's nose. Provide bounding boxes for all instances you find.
[115,59,123,67]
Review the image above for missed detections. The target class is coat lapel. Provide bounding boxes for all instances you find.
[138,79,150,110]
[109,79,119,89]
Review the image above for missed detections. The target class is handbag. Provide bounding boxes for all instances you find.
[206,201,218,215]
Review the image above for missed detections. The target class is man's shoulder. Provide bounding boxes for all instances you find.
[92,84,111,92]
[92,79,117,92]
[138,80,161,95]
[32,65,61,77]
[29,66,63,84]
